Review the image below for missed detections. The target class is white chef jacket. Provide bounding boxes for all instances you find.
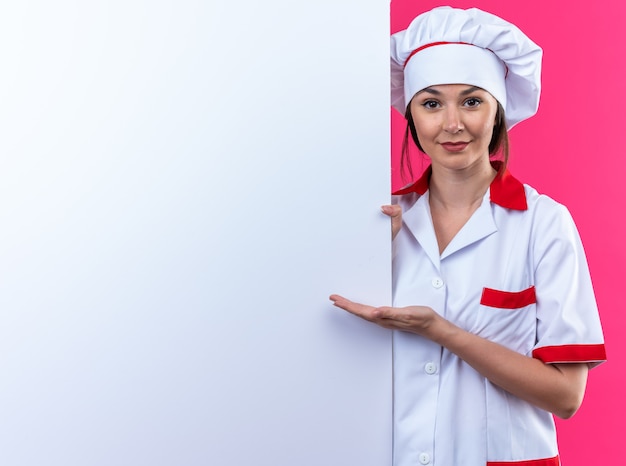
[391,163,606,466]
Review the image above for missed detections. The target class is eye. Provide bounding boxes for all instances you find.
[421,100,441,110]
[463,97,482,108]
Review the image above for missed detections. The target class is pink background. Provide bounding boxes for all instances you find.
[391,1,625,464]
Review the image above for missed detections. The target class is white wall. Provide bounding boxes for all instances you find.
[0,1,391,465]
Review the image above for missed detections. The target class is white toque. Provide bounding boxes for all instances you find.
[391,6,543,128]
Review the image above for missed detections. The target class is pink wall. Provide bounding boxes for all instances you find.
[391,1,625,464]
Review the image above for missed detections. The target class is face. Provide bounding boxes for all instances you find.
[409,84,499,172]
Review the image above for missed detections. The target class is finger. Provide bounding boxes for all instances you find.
[381,204,402,219]
[329,295,377,319]
[329,294,349,306]
[329,294,356,311]
[381,205,403,239]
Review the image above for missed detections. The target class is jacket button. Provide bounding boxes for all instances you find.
[419,452,431,464]
[431,277,444,288]
[424,362,437,375]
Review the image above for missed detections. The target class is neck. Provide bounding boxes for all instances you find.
[428,159,497,210]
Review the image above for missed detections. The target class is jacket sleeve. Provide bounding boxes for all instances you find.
[530,197,606,367]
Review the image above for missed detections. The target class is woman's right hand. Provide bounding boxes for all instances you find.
[381,204,402,240]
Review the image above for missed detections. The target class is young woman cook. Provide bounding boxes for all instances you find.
[330,7,606,466]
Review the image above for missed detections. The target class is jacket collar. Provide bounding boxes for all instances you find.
[392,161,527,211]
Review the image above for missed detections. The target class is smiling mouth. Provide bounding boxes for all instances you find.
[441,142,469,152]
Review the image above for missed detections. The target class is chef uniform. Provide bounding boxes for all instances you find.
[389,7,606,466]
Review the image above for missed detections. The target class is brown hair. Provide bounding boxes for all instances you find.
[400,102,509,183]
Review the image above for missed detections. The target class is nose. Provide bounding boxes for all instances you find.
[443,107,463,133]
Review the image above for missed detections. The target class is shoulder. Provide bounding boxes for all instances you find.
[520,184,587,261]
[522,184,576,227]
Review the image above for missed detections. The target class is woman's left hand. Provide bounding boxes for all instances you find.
[329,294,441,335]
[329,294,590,420]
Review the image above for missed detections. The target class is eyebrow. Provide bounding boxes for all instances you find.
[416,85,483,96]
[460,86,483,96]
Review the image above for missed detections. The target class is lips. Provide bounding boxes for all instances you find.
[441,141,469,152]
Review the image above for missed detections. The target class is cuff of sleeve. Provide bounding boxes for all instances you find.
[532,344,607,367]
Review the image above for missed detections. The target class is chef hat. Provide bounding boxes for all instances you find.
[391,6,542,128]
